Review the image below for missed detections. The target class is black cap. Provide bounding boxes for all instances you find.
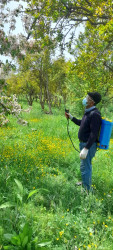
[88,92,101,104]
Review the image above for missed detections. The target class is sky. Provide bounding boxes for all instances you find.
[4,0,27,35]
[1,0,84,63]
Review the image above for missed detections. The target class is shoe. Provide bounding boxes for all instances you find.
[76,181,82,186]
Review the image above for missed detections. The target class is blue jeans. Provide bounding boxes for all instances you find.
[79,142,97,191]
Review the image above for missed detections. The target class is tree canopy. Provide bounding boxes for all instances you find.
[1,0,113,63]
[0,0,113,118]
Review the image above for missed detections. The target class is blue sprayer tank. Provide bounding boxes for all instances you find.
[97,118,113,150]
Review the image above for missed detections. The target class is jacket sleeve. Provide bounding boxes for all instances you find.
[85,112,101,149]
[72,117,82,126]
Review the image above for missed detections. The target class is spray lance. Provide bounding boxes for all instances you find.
[65,108,80,153]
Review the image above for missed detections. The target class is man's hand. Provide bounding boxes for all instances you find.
[65,112,69,119]
[65,112,73,120]
[80,148,88,159]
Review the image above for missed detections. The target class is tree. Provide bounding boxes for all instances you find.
[7,51,69,111]
[1,0,113,115]
[1,1,112,65]
[72,18,113,101]
[8,71,39,106]
[0,79,21,126]
[24,0,113,50]
[49,57,69,106]
[24,0,113,103]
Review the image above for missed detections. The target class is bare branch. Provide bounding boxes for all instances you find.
[85,0,92,7]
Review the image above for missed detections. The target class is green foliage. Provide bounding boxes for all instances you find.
[27,189,39,200]
[0,202,14,209]
[27,0,113,51]
[0,1,113,248]
[1,0,113,117]
[73,22,113,102]
[3,222,51,249]
[0,101,113,249]
[7,54,68,110]
[1,0,113,73]
[25,0,113,106]
[4,223,32,249]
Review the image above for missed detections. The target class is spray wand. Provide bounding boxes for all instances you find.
[65,109,80,153]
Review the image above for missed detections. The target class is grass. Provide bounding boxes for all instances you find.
[0,101,113,249]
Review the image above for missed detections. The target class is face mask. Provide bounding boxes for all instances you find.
[82,97,88,106]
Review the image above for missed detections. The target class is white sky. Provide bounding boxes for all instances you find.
[4,0,27,35]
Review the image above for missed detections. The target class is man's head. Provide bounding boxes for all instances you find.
[87,92,101,105]
[82,92,101,108]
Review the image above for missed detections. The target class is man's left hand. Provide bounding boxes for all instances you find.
[80,148,88,159]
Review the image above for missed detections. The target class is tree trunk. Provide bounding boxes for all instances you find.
[26,92,34,106]
[45,75,52,114]
[39,84,45,110]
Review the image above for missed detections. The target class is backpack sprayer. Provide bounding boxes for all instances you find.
[97,118,113,149]
[65,109,113,152]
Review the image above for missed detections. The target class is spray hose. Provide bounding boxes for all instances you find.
[67,118,80,153]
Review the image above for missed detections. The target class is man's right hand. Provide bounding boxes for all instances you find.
[65,112,70,119]
[65,112,73,120]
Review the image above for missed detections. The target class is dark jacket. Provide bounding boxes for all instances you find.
[72,108,101,149]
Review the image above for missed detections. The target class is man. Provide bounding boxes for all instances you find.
[65,92,101,191]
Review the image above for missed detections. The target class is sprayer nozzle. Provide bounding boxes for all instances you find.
[65,108,69,113]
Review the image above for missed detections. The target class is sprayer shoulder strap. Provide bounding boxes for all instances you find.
[89,110,101,119]
[89,110,102,141]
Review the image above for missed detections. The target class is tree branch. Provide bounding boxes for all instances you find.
[0,102,11,114]
[26,17,38,40]
[103,62,113,72]
[85,0,92,7]
[70,17,107,25]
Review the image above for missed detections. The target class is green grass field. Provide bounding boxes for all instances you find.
[1,101,113,250]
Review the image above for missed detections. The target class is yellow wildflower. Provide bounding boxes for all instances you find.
[59,231,64,237]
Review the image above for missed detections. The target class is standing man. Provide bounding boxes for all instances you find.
[65,92,101,191]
